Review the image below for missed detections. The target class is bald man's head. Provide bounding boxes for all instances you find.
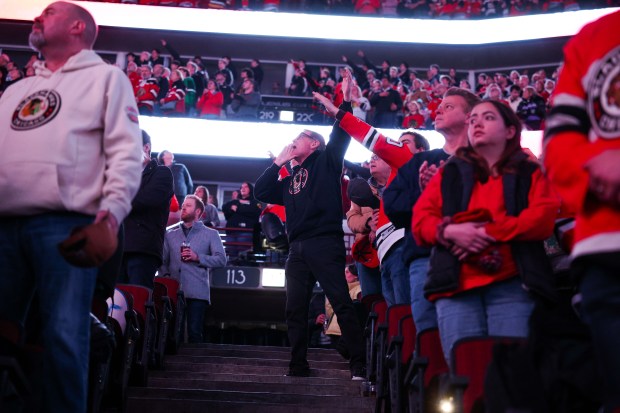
[67,2,98,48]
[30,1,98,52]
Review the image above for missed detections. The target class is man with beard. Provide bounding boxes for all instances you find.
[0,2,142,411]
[160,195,226,343]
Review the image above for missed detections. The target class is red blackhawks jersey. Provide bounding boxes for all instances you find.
[161,83,186,114]
[339,112,413,262]
[543,10,620,258]
[135,77,159,111]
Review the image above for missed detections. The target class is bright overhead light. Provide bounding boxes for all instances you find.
[1,1,617,45]
[262,268,286,288]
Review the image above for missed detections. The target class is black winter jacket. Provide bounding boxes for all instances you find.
[123,160,174,264]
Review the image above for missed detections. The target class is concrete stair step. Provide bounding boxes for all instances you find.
[163,361,352,379]
[123,343,373,411]
[146,376,362,396]
[182,343,337,355]
[126,397,374,413]
[127,387,373,409]
[178,345,344,363]
[149,371,357,386]
[165,354,349,370]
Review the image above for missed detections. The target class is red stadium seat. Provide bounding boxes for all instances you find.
[407,328,449,413]
[151,281,173,368]
[450,336,527,413]
[361,293,384,312]
[88,298,115,413]
[364,298,387,386]
[387,313,416,412]
[375,303,411,412]
[105,288,140,410]
[116,284,157,387]
[154,276,186,354]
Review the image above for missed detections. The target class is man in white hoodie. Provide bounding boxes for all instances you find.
[0,2,142,412]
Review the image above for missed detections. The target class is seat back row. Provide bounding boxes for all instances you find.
[362,293,526,413]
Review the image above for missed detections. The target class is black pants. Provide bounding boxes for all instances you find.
[119,253,160,289]
[285,235,365,372]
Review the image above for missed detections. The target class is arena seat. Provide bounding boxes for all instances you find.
[105,288,140,410]
[407,328,449,413]
[449,336,527,413]
[387,313,416,413]
[154,276,186,354]
[361,293,384,312]
[116,284,157,387]
[151,281,173,367]
[375,303,412,412]
[364,297,387,385]
[88,298,115,413]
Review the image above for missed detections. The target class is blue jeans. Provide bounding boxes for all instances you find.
[409,257,438,332]
[380,243,410,307]
[186,298,209,343]
[0,213,97,413]
[355,262,382,298]
[435,277,534,364]
[579,261,620,410]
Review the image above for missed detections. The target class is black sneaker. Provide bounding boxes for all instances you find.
[285,368,310,377]
[351,365,367,381]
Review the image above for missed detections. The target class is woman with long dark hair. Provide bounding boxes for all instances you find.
[412,99,559,363]
[194,185,221,227]
[222,182,262,260]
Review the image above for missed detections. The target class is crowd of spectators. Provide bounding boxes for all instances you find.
[0,46,560,130]
[312,53,560,131]
[85,0,619,18]
[128,47,560,130]
[2,2,617,409]
[127,42,264,120]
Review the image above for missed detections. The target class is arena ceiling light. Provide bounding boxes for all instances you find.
[139,115,543,162]
[1,0,618,45]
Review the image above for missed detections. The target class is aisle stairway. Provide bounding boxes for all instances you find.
[125,343,375,412]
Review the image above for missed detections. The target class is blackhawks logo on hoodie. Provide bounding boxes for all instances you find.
[11,89,61,131]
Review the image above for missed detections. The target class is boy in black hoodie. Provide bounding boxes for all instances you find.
[255,69,366,380]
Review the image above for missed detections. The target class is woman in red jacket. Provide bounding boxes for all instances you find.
[412,100,559,363]
[197,79,224,120]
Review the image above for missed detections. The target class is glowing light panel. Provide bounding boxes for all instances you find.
[140,116,543,162]
[262,268,286,288]
[0,0,617,45]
